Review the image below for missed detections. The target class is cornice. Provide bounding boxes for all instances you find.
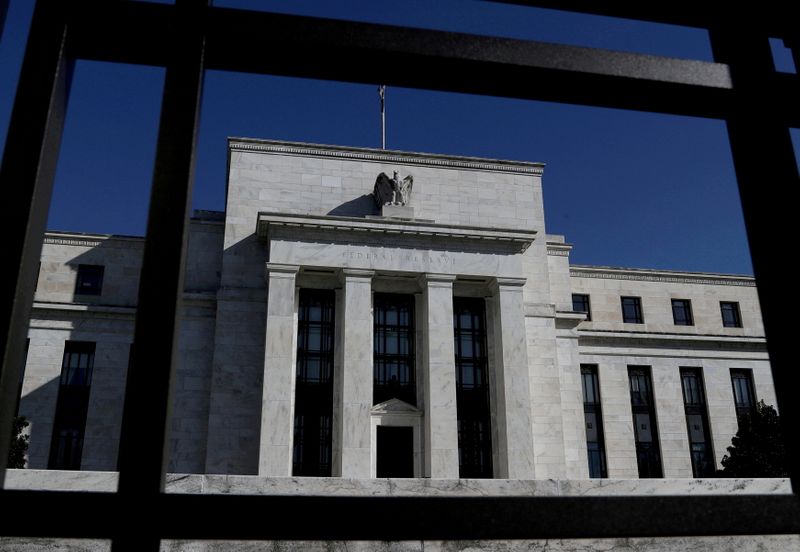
[257,212,537,253]
[229,138,545,176]
[43,232,144,249]
[547,244,571,257]
[570,265,756,287]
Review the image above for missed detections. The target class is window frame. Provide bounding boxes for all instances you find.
[572,293,592,321]
[671,298,694,326]
[720,301,743,328]
[621,296,645,324]
[74,264,104,297]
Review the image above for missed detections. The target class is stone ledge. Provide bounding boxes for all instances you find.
[4,470,790,497]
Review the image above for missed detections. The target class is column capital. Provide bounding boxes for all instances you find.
[265,263,300,280]
[491,276,527,290]
[419,273,457,288]
[339,268,375,283]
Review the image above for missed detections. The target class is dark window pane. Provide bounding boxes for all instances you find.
[730,369,757,429]
[628,366,662,478]
[454,297,493,479]
[581,365,607,478]
[293,289,335,476]
[373,293,416,406]
[74,264,104,296]
[672,299,694,326]
[572,294,591,321]
[681,368,715,477]
[49,342,96,469]
[621,297,644,324]
[720,301,742,328]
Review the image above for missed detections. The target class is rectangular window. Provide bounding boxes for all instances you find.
[621,296,644,324]
[720,301,742,328]
[680,368,715,477]
[628,366,662,478]
[572,294,592,321]
[293,289,335,477]
[730,368,757,428]
[49,341,95,470]
[453,297,493,479]
[671,299,694,326]
[581,364,607,478]
[75,264,104,296]
[373,293,416,406]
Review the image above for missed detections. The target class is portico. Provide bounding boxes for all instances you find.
[255,211,538,479]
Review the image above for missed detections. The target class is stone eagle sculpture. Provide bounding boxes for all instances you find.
[373,171,413,207]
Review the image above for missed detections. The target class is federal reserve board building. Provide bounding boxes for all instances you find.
[7,139,790,551]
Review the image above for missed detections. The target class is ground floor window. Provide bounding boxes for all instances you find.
[581,364,607,478]
[49,341,95,470]
[628,366,663,478]
[453,297,493,478]
[293,289,335,476]
[680,368,715,477]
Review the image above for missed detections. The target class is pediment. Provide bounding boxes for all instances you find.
[370,398,422,416]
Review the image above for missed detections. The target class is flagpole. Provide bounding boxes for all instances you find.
[379,85,386,150]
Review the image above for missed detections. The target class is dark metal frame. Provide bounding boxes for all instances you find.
[293,289,336,477]
[621,296,645,324]
[0,0,798,548]
[628,366,663,478]
[680,367,715,478]
[721,300,743,328]
[581,364,607,479]
[671,298,694,326]
[373,292,416,406]
[453,297,493,479]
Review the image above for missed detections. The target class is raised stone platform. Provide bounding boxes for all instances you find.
[4,469,792,496]
[3,471,795,551]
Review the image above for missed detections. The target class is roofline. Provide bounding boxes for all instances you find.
[228,137,545,176]
[570,264,756,286]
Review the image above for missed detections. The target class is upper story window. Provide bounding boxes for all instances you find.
[720,301,742,328]
[373,293,416,406]
[671,299,694,326]
[572,293,592,321]
[621,296,644,324]
[75,264,104,296]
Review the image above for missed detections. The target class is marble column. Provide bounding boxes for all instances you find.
[490,277,536,479]
[334,269,374,478]
[258,263,299,476]
[420,273,460,479]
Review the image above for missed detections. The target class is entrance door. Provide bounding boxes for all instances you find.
[377,426,414,478]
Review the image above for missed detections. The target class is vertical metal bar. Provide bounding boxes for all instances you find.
[710,20,800,491]
[0,0,9,43]
[113,0,206,549]
[0,0,71,487]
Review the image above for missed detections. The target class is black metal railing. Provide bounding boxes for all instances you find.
[1,1,798,549]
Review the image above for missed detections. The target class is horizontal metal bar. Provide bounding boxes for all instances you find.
[64,2,800,124]
[1,491,799,540]
[486,2,797,38]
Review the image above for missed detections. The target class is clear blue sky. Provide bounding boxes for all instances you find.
[1,1,797,275]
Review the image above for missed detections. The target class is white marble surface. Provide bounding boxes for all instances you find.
[335,270,374,478]
[258,264,299,476]
[490,279,536,479]
[421,274,460,478]
[5,470,791,497]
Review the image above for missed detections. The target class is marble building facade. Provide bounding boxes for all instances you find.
[14,138,774,484]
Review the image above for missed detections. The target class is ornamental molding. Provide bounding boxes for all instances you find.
[257,212,537,253]
[570,265,756,287]
[230,139,544,176]
[547,245,571,257]
[44,237,104,248]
